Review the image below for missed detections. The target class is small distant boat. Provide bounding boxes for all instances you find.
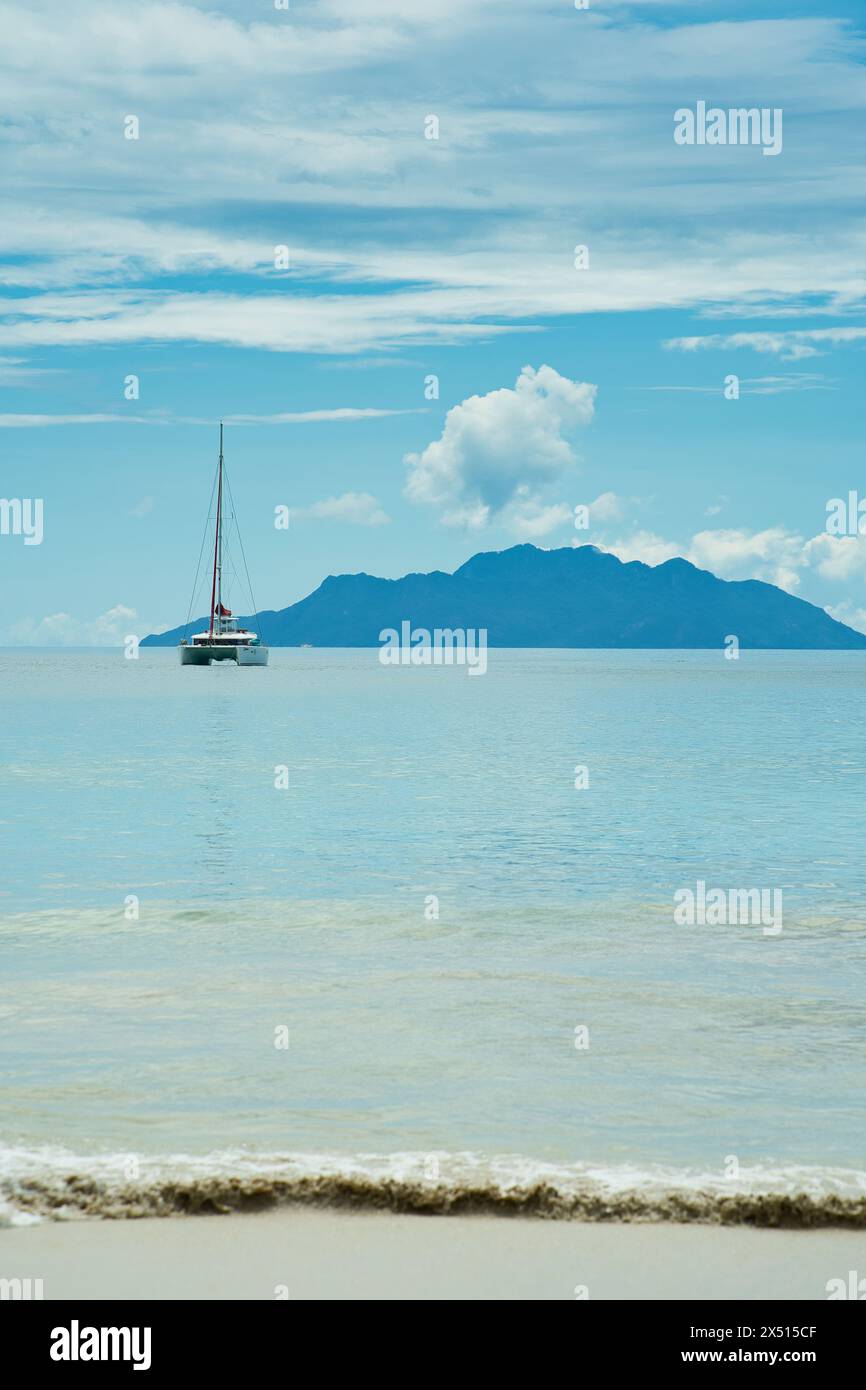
[179,425,269,667]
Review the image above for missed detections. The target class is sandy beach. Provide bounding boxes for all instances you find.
[3,1211,863,1300]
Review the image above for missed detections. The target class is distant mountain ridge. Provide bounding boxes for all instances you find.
[142,543,866,649]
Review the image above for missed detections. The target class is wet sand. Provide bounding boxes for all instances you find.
[2,1209,863,1300]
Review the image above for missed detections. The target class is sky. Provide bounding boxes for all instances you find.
[2,0,866,643]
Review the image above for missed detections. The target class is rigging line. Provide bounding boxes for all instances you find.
[223,467,267,643]
[221,509,241,597]
[225,548,241,596]
[183,466,218,641]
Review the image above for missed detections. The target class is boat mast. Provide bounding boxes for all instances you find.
[216,423,224,633]
[208,423,223,638]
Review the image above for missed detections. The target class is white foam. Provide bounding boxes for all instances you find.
[2,1140,865,1224]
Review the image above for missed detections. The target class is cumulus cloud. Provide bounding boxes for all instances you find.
[825,601,866,636]
[10,605,139,646]
[602,524,810,592]
[588,491,623,523]
[686,526,806,591]
[600,525,866,599]
[597,531,681,567]
[503,498,573,539]
[803,532,866,582]
[404,364,596,527]
[503,490,623,540]
[300,492,390,525]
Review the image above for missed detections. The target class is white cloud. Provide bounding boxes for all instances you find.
[0,1,409,81]
[300,492,390,525]
[224,409,419,424]
[0,289,519,356]
[404,364,596,527]
[10,605,139,647]
[825,601,866,636]
[0,355,57,385]
[1,6,865,350]
[641,374,833,394]
[803,532,866,582]
[0,407,416,427]
[686,526,806,590]
[0,413,158,426]
[664,329,866,361]
[597,531,681,567]
[503,499,573,539]
[4,235,866,355]
[601,524,866,599]
[499,489,622,539]
[588,491,623,523]
[743,375,834,395]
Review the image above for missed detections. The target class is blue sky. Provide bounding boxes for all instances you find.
[2,0,866,642]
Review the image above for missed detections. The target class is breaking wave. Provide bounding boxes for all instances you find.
[3,1146,866,1228]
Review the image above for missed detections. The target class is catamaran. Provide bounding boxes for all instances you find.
[179,425,269,666]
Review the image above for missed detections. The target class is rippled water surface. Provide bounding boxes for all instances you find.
[1,649,865,1218]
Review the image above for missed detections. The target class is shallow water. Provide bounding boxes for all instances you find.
[1,649,865,1221]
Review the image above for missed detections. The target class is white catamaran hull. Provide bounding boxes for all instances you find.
[236,644,268,666]
[179,643,268,666]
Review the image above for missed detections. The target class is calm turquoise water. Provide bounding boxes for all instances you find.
[1,649,865,1218]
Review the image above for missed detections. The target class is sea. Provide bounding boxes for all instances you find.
[1,647,865,1226]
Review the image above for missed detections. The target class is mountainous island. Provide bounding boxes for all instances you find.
[142,543,866,649]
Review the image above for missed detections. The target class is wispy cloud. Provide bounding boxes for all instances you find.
[0,289,520,355]
[664,330,866,361]
[1,5,866,352]
[639,374,834,394]
[0,407,417,427]
[0,413,159,427]
[224,409,422,424]
[0,355,58,385]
